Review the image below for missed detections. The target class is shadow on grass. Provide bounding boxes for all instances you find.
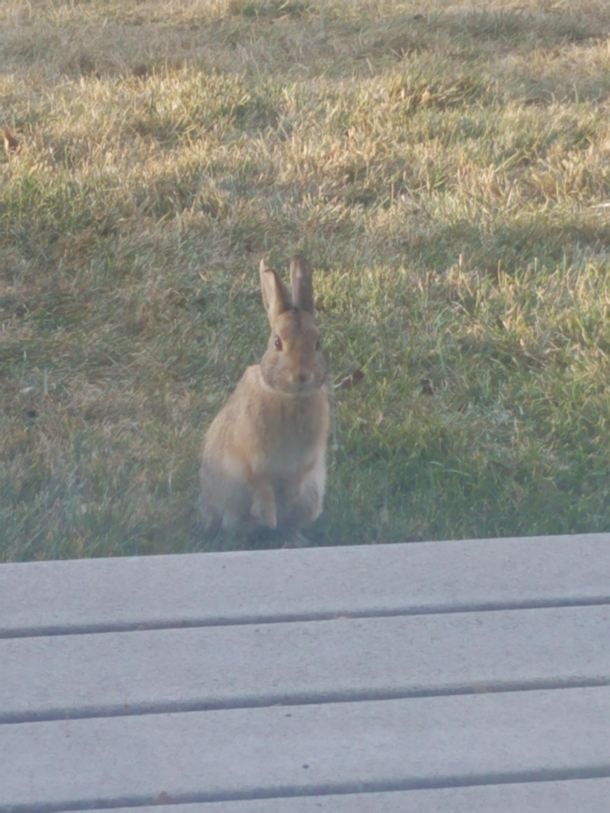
[413,215,610,275]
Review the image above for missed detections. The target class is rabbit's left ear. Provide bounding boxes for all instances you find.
[260,259,293,323]
[289,254,314,315]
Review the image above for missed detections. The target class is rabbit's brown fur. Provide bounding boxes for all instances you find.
[199,255,329,541]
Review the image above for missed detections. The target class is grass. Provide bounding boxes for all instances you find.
[1,0,609,560]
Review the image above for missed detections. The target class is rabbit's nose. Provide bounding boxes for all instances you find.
[298,371,312,384]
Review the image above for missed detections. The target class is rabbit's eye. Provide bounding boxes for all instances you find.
[315,340,321,351]
[274,336,282,350]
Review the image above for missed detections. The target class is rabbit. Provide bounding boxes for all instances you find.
[199,254,330,545]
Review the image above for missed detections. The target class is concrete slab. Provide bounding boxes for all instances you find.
[1,605,609,723]
[1,534,609,637]
[2,687,610,810]
[64,778,610,813]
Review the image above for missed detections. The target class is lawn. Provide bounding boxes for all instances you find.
[1,0,609,560]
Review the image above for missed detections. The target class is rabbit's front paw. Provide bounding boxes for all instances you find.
[251,482,277,529]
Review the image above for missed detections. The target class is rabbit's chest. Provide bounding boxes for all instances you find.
[267,405,320,459]
[248,393,326,471]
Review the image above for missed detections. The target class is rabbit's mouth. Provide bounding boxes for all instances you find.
[294,367,329,393]
[284,374,326,396]
[259,367,324,396]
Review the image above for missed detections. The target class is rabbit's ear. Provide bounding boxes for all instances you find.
[289,254,314,315]
[260,259,293,322]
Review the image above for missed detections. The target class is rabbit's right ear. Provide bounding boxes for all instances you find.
[260,259,293,323]
[289,254,314,315]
